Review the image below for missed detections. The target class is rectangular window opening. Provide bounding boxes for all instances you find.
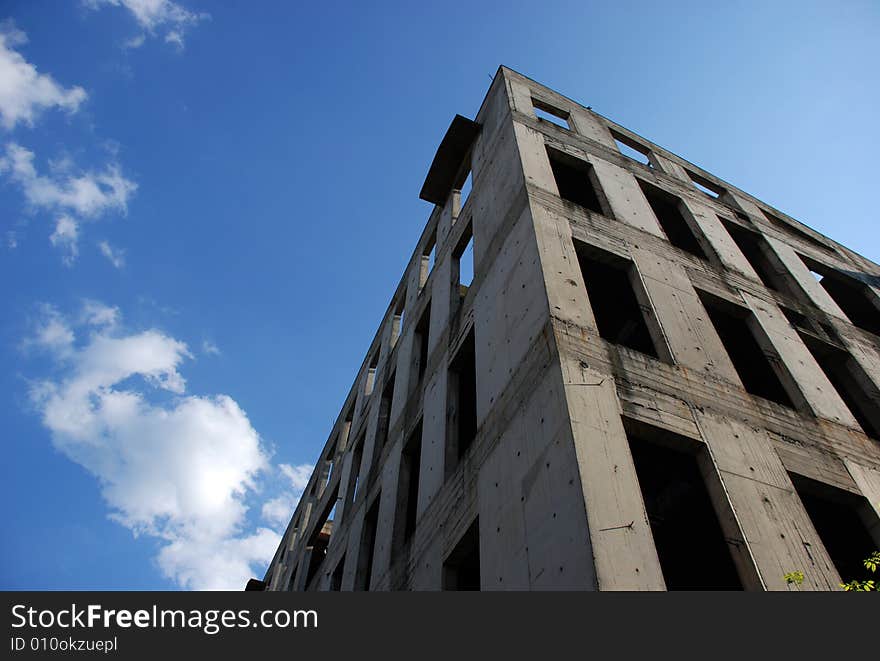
[458,169,473,208]
[780,306,809,330]
[797,332,880,439]
[330,554,345,591]
[320,436,339,494]
[791,474,879,584]
[575,242,659,358]
[345,433,365,513]
[364,352,379,396]
[687,170,724,199]
[532,98,570,130]
[698,292,795,407]
[762,209,831,252]
[392,420,423,558]
[453,224,474,306]
[413,303,432,386]
[799,255,880,337]
[304,483,339,589]
[546,147,604,215]
[611,130,652,167]
[391,293,406,348]
[442,518,481,590]
[720,218,793,294]
[446,329,477,477]
[627,431,743,590]
[420,232,437,289]
[375,370,396,452]
[354,493,381,591]
[638,180,707,258]
[286,563,298,591]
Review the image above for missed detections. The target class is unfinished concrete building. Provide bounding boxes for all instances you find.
[260,66,880,591]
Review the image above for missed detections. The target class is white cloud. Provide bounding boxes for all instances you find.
[0,21,87,130]
[201,339,220,356]
[49,215,79,266]
[25,302,293,590]
[98,240,125,268]
[122,33,146,50]
[0,143,137,218]
[80,300,120,328]
[260,463,314,529]
[84,0,209,49]
[22,303,75,357]
[280,463,312,492]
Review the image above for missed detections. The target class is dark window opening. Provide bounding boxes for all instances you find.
[413,303,432,386]
[628,434,742,590]
[391,294,406,348]
[547,148,604,215]
[532,98,570,130]
[375,370,396,452]
[800,255,880,337]
[393,421,423,557]
[687,170,724,199]
[762,209,831,253]
[354,493,381,591]
[320,436,339,495]
[611,130,652,167]
[453,224,474,307]
[447,329,477,477]
[458,169,473,207]
[420,231,437,289]
[442,519,481,590]
[638,180,706,259]
[330,554,345,591]
[698,292,795,407]
[286,563,298,591]
[791,474,878,583]
[575,242,659,358]
[304,483,339,589]
[364,352,379,396]
[345,433,365,513]
[780,306,809,329]
[721,218,793,293]
[798,332,880,439]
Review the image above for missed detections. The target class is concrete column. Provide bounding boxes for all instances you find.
[765,236,848,318]
[588,157,665,237]
[568,108,618,149]
[562,354,665,589]
[680,197,758,277]
[695,410,841,590]
[743,292,859,426]
[651,153,691,182]
[844,460,880,546]
[631,247,740,380]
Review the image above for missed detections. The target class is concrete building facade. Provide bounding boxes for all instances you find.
[260,67,880,591]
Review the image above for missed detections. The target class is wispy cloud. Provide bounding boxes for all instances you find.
[23,302,304,590]
[0,21,87,130]
[0,143,136,218]
[83,0,210,50]
[49,215,79,266]
[261,463,313,529]
[98,240,126,268]
[201,339,220,356]
[0,143,137,263]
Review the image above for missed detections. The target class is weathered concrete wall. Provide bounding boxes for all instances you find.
[262,66,880,592]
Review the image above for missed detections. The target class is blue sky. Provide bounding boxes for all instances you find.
[0,1,878,590]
